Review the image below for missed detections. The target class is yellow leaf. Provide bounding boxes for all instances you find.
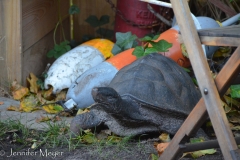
[42,104,64,114]
[27,73,39,94]
[36,92,55,105]
[36,116,51,123]
[20,94,40,112]
[7,105,20,111]
[159,133,171,142]
[12,87,29,100]
[77,108,90,115]
[31,142,37,149]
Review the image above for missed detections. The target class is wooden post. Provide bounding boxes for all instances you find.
[0,0,22,86]
[169,0,238,159]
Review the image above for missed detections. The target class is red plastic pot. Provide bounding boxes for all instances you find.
[114,0,160,38]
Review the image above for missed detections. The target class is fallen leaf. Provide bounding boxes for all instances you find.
[222,100,231,113]
[52,116,62,122]
[180,137,217,159]
[20,94,40,112]
[224,95,240,107]
[36,92,55,105]
[0,102,4,105]
[159,133,171,142]
[155,142,169,155]
[231,126,240,131]
[12,87,29,100]
[11,80,22,92]
[59,111,72,117]
[36,116,51,123]
[31,142,37,149]
[55,90,67,101]
[42,104,64,114]
[191,149,217,159]
[77,108,90,115]
[82,133,97,144]
[42,87,54,99]
[27,73,39,94]
[7,105,20,111]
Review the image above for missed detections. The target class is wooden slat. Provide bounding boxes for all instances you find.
[178,35,240,46]
[166,0,238,159]
[197,25,240,37]
[22,18,70,85]
[22,0,69,52]
[0,0,22,85]
[160,47,240,159]
[72,0,117,42]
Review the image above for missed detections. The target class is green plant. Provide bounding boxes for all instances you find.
[112,31,172,58]
[133,35,172,58]
[84,15,114,40]
[111,32,138,55]
[47,3,80,59]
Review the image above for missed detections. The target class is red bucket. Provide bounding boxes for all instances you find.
[114,0,161,38]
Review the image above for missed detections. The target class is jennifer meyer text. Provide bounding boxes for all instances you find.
[0,148,64,159]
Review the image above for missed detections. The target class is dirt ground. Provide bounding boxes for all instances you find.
[0,88,224,160]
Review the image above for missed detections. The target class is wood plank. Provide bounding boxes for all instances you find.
[22,0,69,52]
[72,0,117,42]
[22,18,70,86]
[160,46,240,159]
[0,0,22,85]
[197,25,240,37]
[178,35,240,46]
[166,0,238,159]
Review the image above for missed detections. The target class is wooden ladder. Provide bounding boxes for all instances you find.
[158,0,240,159]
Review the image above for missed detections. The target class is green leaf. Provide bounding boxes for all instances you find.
[82,35,94,42]
[182,67,191,72]
[53,105,64,112]
[190,137,205,143]
[144,47,158,55]
[64,45,71,51]
[115,32,133,46]
[111,44,122,55]
[152,34,160,40]
[139,36,152,42]
[96,28,114,38]
[132,46,145,58]
[191,149,217,159]
[47,49,56,58]
[99,15,110,26]
[85,15,100,28]
[60,40,70,46]
[149,40,172,52]
[230,85,240,98]
[69,5,80,15]
[54,44,62,52]
[189,137,216,159]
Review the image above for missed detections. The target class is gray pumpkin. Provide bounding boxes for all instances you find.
[70,53,201,136]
